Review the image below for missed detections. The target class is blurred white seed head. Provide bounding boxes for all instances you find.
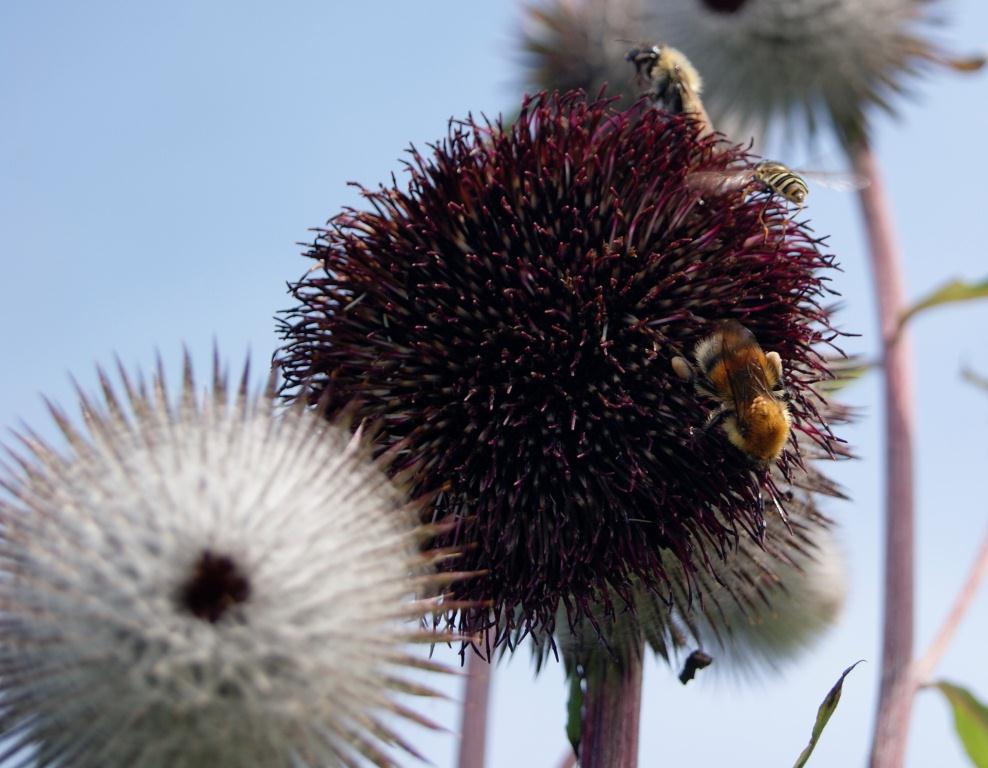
[521,0,984,149]
[669,502,847,676]
[519,0,647,108]
[0,358,453,768]
[644,0,985,148]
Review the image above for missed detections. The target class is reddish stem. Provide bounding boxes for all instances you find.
[456,649,492,768]
[913,524,988,684]
[580,648,643,768]
[855,144,916,768]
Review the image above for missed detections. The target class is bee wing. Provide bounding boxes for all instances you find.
[686,169,755,197]
[716,321,776,431]
[715,320,756,403]
[798,169,871,192]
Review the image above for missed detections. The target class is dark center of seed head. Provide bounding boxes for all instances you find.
[179,550,251,623]
[699,0,749,13]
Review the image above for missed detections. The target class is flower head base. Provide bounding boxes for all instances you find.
[642,485,846,673]
[537,457,848,674]
[0,358,453,768]
[278,91,844,647]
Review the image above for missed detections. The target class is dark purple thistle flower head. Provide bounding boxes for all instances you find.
[278,91,843,646]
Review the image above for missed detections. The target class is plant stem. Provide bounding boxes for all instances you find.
[913,524,988,684]
[855,144,916,768]
[456,648,492,768]
[579,645,643,768]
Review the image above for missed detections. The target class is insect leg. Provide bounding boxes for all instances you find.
[700,405,729,435]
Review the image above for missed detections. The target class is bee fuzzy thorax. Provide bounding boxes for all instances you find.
[627,44,703,95]
[627,43,713,134]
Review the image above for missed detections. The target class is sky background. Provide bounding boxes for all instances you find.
[1,2,987,766]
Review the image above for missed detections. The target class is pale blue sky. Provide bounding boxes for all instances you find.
[2,2,987,766]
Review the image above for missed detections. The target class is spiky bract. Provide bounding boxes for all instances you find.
[0,359,450,768]
[278,91,843,647]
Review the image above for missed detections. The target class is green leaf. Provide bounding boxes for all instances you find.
[793,661,864,768]
[565,668,584,755]
[962,366,988,394]
[818,357,872,394]
[932,682,988,767]
[899,277,988,330]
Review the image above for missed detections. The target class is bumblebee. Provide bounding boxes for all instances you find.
[625,43,712,131]
[671,320,791,465]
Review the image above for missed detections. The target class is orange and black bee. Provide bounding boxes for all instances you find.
[672,320,791,465]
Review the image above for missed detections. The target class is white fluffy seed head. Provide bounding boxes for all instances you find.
[643,0,983,148]
[0,358,450,768]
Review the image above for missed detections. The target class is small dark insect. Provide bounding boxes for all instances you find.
[679,649,714,684]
